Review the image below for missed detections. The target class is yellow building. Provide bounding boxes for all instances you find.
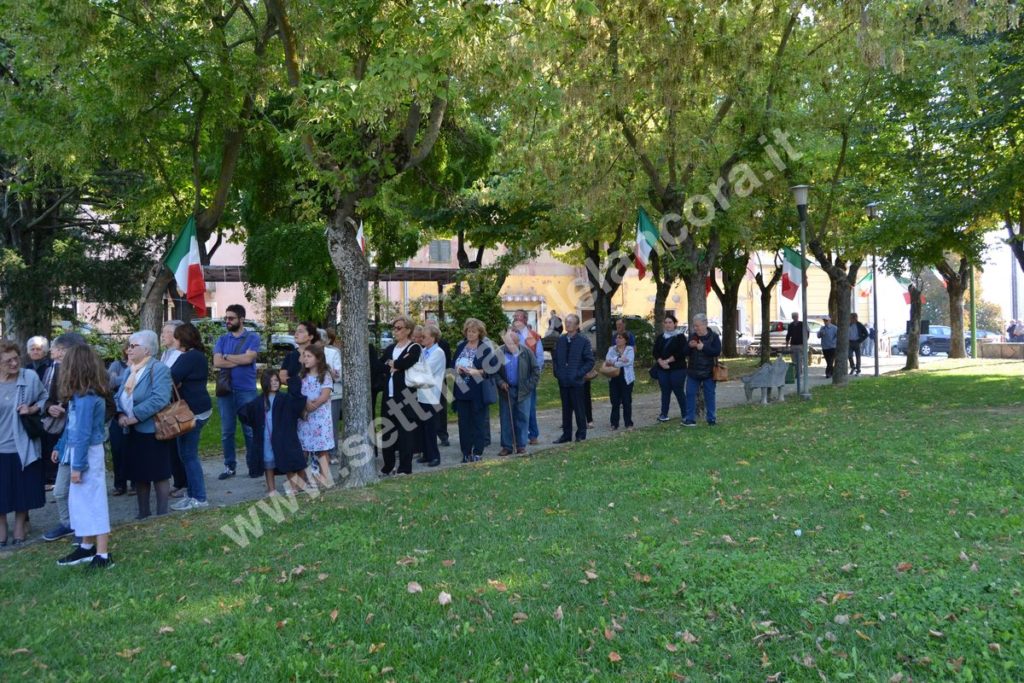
[384,238,871,334]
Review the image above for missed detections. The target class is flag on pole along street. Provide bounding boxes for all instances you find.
[163,216,207,316]
[356,220,366,254]
[634,207,661,280]
[780,246,806,300]
[930,267,947,288]
[857,270,873,298]
[896,276,925,305]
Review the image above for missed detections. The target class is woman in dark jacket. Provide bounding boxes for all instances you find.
[239,368,310,495]
[653,314,687,423]
[452,318,496,463]
[169,323,212,511]
[684,313,722,427]
[379,316,422,476]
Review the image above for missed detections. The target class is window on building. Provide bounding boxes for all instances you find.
[428,240,451,263]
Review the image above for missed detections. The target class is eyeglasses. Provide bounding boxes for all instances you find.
[392,325,404,330]
[224,316,238,322]
[1,357,19,365]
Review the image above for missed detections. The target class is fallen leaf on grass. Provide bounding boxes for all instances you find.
[406,581,423,594]
[116,647,143,660]
[438,591,452,606]
[855,630,872,641]
[633,572,652,583]
[834,614,850,625]
[275,620,288,630]
[369,642,386,654]
[889,674,904,683]
[396,556,417,566]
[157,626,174,635]
[317,573,329,581]
[665,642,679,652]
[928,629,944,639]
[958,551,969,562]
[330,610,339,623]
[603,628,615,641]
[608,651,622,663]
[722,535,738,546]
[988,643,1002,654]
[831,591,855,603]
[441,559,455,567]
[290,565,306,577]
[669,673,688,682]
[553,605,563,621]
[766,673,782,683]
[9,648,30,655]
[487,579,508,592]
[681,630,700,644]
[584,570,598,581]
[512,612,529,624]
[230,653,247,665]
[840,563,857,573]
[896,562,913,573]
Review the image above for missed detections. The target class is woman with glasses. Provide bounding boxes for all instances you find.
[0,341,47,546]
[452,318,495,462]
[379,316,421,476]
[114,331,173,519]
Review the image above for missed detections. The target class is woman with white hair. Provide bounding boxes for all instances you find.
[113,330,173,518]
[23,336,51,380]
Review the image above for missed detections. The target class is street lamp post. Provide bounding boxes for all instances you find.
[791,185,811,399]
[866,202,880,377]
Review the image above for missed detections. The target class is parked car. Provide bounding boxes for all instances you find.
[747,318,823,357]
[896,326,999,356]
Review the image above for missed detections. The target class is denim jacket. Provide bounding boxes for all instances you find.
[55,393,107,471]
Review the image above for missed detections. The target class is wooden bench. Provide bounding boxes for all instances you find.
[741,355,790,404]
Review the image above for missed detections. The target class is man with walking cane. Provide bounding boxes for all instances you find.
[496,330,541,456]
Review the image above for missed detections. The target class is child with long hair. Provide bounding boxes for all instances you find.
[54,345,113,568]
[239,368,310,495]
[298,344,335,488]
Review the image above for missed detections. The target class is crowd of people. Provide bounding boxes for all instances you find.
[0,304,728,564]
[1006,320,1024,343]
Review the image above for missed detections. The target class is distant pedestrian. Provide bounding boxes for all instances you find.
[496,329,540,456]
[611,318,637,347]
[683,314,721,427]
[169,323,211,512]
[512,311,544,445]
[552,314,593,443]
[817,315,838,378]
[23,337,51,380]
[213,304,260,480]
[159,320,187,500]
[547,310,563,336]
[786,312,806,392]
[848,313,868,375]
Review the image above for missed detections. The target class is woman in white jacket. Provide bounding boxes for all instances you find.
[414,323,447,468]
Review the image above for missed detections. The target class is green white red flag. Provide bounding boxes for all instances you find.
[634,207,660,280]
[857,270,873,298]
[164,217,207,316]
[780,247,805,300]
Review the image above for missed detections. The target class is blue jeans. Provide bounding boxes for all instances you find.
[219,390,257,470]
[658,368,686,418]
[176,418,208,502]
[527,388,539,441]
[498,385,529,450]
[685,376,717,424]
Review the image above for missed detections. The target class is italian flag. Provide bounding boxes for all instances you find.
[634,207,660,280]
[857,270,873,298]
[164,217,207,316]
[780,247,804,300]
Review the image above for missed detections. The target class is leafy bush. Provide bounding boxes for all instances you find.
[440,271,510,348]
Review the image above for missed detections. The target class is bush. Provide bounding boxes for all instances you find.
[440,271,510,348]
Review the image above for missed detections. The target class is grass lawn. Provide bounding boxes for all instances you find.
[9,360,1020,680]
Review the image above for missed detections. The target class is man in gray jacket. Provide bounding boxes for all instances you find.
[817,315,838,378]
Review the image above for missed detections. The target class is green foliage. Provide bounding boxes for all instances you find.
[439,270,510,348]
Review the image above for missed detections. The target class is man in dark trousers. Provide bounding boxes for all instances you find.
[785,311,806,393]
[552,314,593,443]
[848,313,868,375]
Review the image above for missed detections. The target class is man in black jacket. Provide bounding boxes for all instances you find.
[552,314,593,443]
[785,312,806,393]
[848,313,868,375]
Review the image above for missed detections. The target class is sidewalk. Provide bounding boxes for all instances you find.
[9,355,930,548]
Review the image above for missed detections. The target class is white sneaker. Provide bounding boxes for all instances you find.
[171,497,210,512]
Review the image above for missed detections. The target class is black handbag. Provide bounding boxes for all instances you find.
[17,384,46,439]
[215,332,250,397]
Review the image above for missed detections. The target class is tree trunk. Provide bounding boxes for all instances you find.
[326,207,377,489]
[831,275,853,385]
[681,267,709,326]
[937,257,969,359]
[140,265,175,333]
[651,251,674,324]
[583,237,628,363]
[754,265,782,365]
[904,283,923,371]
[710,249,747,358]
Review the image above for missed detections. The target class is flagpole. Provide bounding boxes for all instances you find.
[791,186,811,399]
[866,203,881,376]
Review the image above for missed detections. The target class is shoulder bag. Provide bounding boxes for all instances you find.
[712,360,729,383]
[17,381,47,439]
[154,384,196,441]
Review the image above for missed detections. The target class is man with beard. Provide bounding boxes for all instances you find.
[213,304,260,479]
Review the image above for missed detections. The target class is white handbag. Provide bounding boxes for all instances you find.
[403,345,432,389]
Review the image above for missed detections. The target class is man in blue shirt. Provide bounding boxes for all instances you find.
[213,304,260,479]
[513,310,545,444]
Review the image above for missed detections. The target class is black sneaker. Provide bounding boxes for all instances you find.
[57,545,96,566]
[682,420,697,428]
[217,467,236,481]
[89,555,114,569]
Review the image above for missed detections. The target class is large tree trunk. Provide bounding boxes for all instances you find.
[651,251,674,324]
[710,248,747,358]
[583,235,629,362]
[937,257,969,359]
[904,283,923,371]
[831,275,853,385]
[139,265,175,333]
[681,267,709,326]
[327,207,376,489]
[754,265,782,365]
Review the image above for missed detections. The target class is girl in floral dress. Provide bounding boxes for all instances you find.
[298,344,335,488]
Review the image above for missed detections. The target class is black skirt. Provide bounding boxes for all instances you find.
[125,429,173,482]
[0,452,45,514]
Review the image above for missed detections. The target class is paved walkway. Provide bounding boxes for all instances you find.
[7,355,934,550]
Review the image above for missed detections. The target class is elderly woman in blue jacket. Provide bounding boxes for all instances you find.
[114,330,173,519]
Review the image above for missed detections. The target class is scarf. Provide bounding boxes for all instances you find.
[123,358,150,396]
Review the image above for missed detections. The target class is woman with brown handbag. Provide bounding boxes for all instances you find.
[169,323,211,512]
